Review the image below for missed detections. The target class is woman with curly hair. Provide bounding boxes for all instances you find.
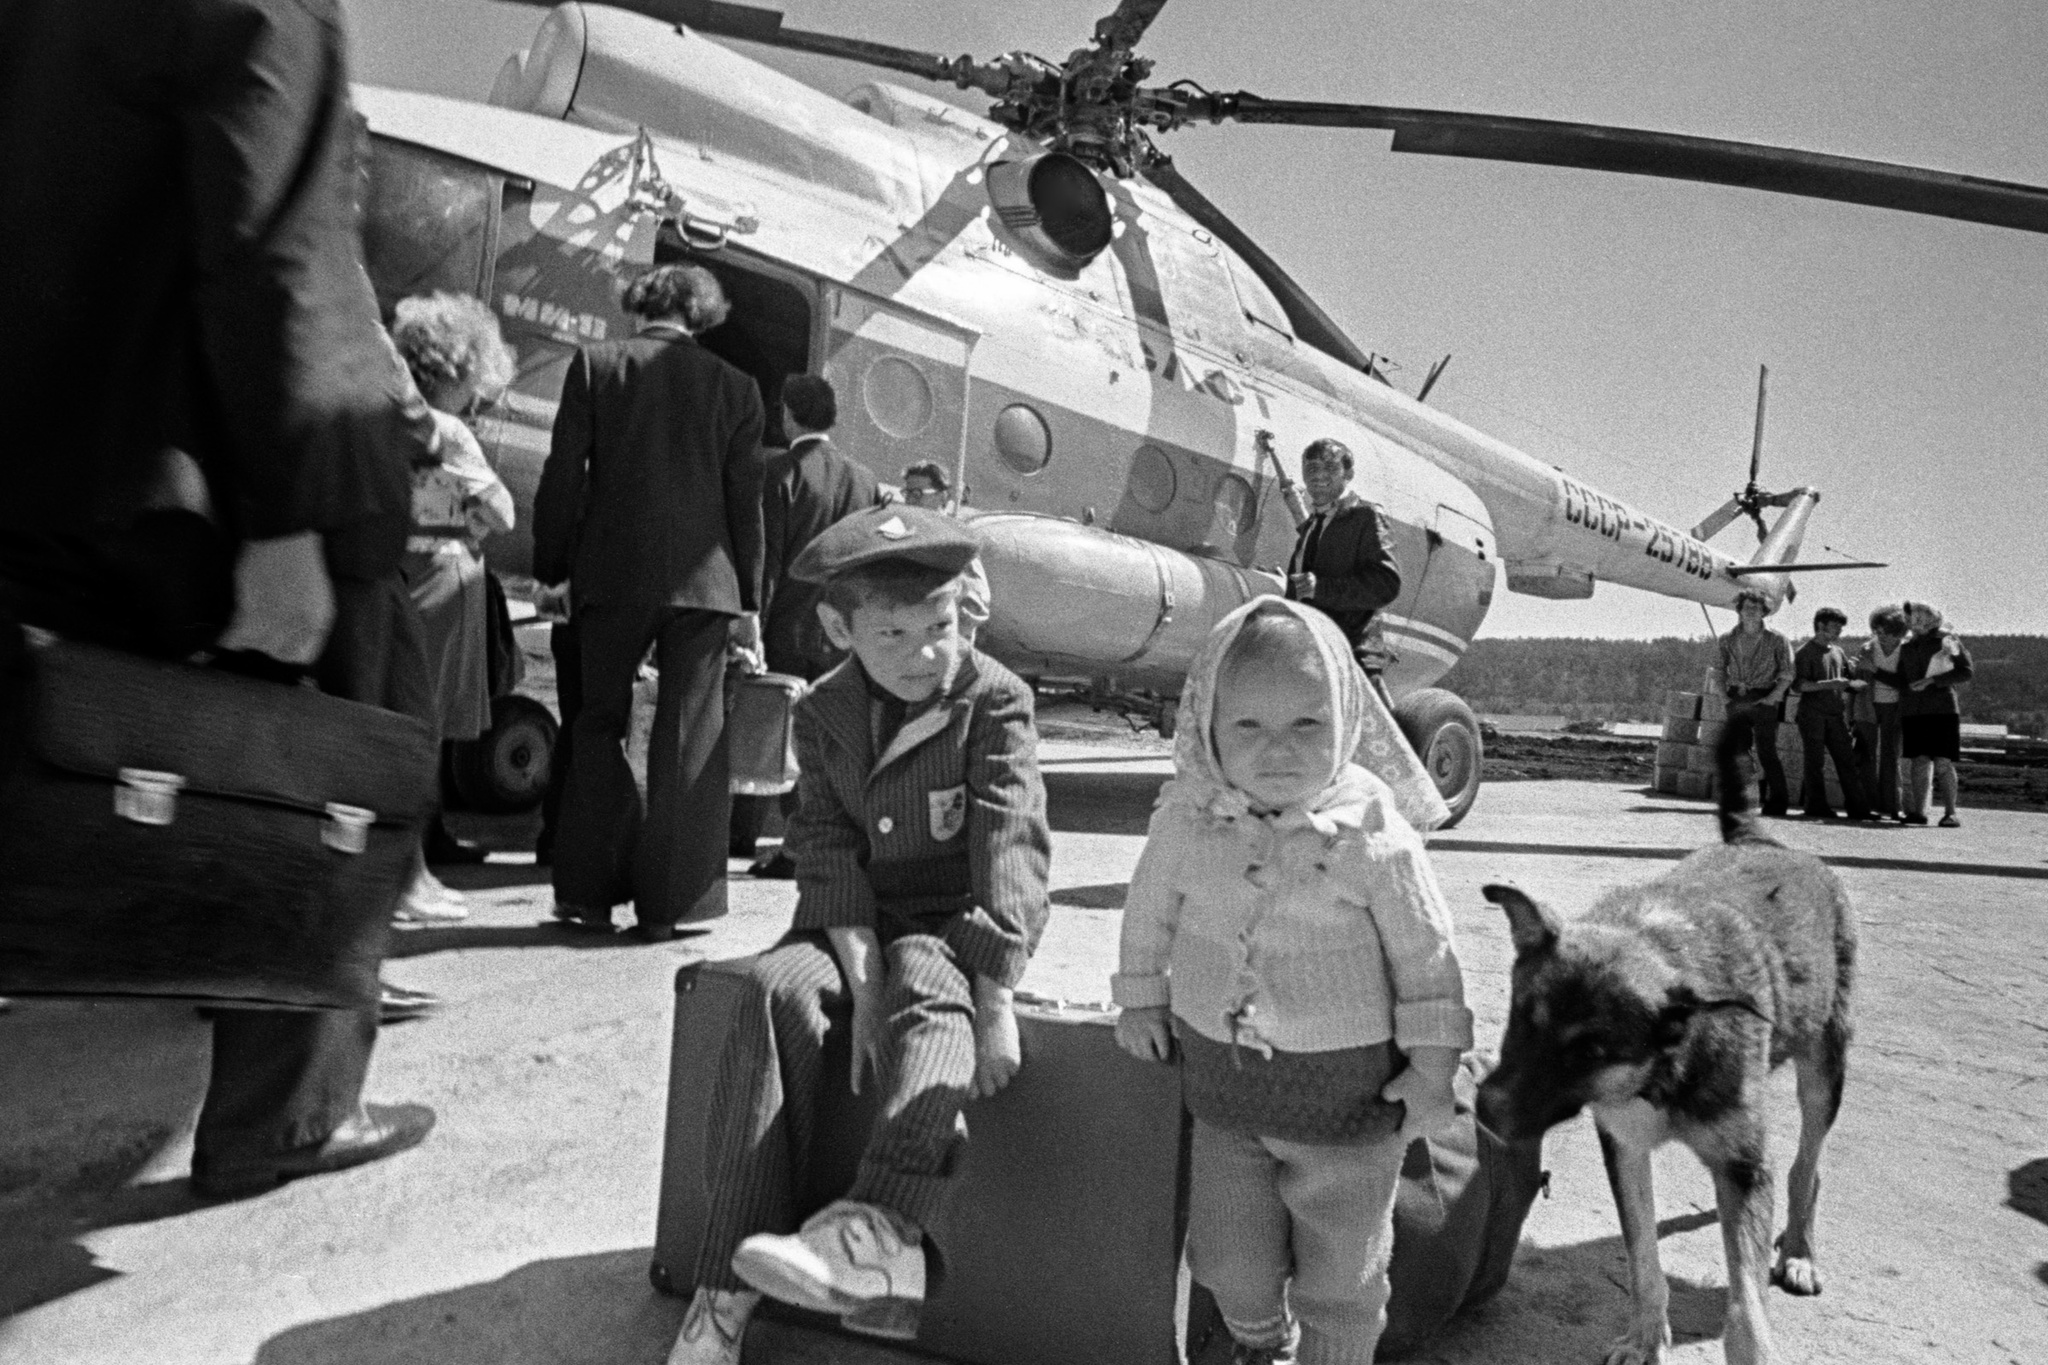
[389,292,519,919]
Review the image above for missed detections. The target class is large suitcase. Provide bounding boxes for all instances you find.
[0,639,437,1010]
[652,958,1188,1365]
[654,960,1547,1364]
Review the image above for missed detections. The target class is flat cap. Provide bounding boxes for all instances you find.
[789,504,982,584]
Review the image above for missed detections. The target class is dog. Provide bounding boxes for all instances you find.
[1474,796,1855,1365]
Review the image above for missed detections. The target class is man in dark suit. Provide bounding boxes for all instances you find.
[0,0,435,1195]
[533,265,766,938]
[734,374,887,875]
[1284,438,1403,662]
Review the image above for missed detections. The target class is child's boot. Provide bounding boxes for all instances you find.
[731,1199,926,1318]
[665,1287,759,1365]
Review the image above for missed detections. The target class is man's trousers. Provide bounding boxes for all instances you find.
[1716,697,1790,815]
[691,931,977,1292]
[1798,710,1870,818]
[552,602,730,927]
[194,573,428,1164]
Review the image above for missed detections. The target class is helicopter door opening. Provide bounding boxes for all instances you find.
[655,243,816,449]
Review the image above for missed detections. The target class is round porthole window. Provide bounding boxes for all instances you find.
[993,404,1051,474]
[1128,444,1177,513]
[862,355,936,438]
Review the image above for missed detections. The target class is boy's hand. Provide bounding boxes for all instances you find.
[1382,1045,1462,1143]
[848,980,886,1096]
[1115,1005,1174,1063]
[828,927,887,1095]
[971,979,1021,1098]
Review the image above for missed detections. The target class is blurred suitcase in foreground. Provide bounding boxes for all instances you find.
[652,958,1187,1365]
[0,639,436,1010]
[727,671,805,796]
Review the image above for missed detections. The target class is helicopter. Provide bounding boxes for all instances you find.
[352,0,2045,823]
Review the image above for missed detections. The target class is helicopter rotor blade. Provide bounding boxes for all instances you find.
[1690,498,1744,543]
[1182,95,2048,234]
[1140,158,1380,376]
[1095,0,1172,52]
[516,1,1021,96]
[1748,364,1768,487]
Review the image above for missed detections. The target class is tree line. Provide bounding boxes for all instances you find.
[1436,634,2048,735]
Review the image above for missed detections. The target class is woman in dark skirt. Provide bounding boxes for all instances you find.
[1893,601,1973,827]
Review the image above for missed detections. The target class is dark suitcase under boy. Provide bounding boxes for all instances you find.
[0,639,437,1010]
[652,958,1188,1365]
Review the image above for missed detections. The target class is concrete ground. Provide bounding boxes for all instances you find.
[2,755,2044,1365]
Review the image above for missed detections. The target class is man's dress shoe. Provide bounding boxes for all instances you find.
[190,1102,436,1199]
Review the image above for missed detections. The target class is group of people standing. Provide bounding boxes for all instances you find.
[1715,591,1975,826]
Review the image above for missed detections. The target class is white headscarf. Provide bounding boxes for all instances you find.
[1162,596,1451,835]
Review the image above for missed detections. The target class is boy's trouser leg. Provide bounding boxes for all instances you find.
[1798,714,1833,813]
[1274,1131,1408,1365]
[1186,1120,1296,1353]
[1821,715,1869,815]
[694,936,846,1291]
[847,934,977,1234]
[1852,721,1880,810]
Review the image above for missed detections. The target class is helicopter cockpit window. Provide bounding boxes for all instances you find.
[361,138,495,317]
[1226,252,1294,341]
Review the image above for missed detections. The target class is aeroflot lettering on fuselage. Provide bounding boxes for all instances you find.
[499,292,609,341]
[1560,476,1715,581]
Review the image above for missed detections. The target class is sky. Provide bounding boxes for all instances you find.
[346,0,2048,640]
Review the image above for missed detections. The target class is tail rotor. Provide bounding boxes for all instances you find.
[1690,364,1800,543]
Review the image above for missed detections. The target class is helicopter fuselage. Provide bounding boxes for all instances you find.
[356,2,1787,703]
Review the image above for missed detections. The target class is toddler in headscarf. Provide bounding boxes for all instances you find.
[1113,597,1471,1365]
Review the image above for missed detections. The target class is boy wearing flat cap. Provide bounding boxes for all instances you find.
[670,506,1052,1364]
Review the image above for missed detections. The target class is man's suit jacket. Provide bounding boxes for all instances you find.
[532,327,766,615]
[0,0,425,635]
[1286,491,1402,647]
[760,433,884,675]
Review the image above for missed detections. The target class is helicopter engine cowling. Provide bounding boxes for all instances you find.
[966,511,1280,693]
[984,153,1116,272]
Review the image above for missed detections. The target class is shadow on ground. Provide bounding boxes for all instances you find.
[251,1249,681,1365]
[383,922,709,960]
[2007,1158,2048,1225]
[434,862,552,892]
[1425,1212,1728,1361]
[0,1002,211,1317]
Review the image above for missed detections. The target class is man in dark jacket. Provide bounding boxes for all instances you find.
[734,375,887,875]
[0,0,435,1195]
[1284,439,1403,661]
[533,264,766,937]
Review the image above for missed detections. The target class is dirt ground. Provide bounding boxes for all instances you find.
[2,714,2044,1363]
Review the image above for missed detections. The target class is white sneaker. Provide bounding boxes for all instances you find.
[666,1287,758,1365]
[730,1200,925,1315]
[394,869,470,923]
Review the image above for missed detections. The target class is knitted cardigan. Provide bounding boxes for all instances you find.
[1110,597,1471,1141]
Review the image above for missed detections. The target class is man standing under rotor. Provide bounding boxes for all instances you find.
[1284,438,1403,667]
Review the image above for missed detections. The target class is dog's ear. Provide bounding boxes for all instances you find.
[1483,884,1560,956]
[1655,985,1767,1048]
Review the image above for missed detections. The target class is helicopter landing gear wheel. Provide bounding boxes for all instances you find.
[1393,687,1483,828]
